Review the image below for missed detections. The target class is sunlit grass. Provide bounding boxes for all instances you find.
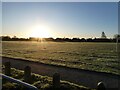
[2,41,119,75]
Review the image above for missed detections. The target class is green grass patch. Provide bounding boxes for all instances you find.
[2,41,119,75]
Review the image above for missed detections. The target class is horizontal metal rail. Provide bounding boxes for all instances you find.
[0,74,38,90]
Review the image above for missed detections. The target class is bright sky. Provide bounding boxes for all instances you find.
[2,2,118,38]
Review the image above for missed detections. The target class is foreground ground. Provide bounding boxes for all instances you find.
[2,56,120,89]
[2,67,92,90]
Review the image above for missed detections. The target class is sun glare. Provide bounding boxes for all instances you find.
[30,25,51,38]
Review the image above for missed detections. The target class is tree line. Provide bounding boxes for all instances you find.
[1,35,120,42]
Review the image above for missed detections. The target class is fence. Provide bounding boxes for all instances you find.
[2,61,106,90]
[1,74,38,90]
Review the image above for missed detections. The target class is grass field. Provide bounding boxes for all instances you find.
[2,41,119,75]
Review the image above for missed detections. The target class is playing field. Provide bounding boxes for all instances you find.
[2,41,119,75]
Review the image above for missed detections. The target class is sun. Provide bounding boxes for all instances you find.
[30,25,51,38]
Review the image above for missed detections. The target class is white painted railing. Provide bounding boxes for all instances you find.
[0,74,38,90]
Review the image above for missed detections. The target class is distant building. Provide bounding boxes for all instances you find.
[101,31,107,39]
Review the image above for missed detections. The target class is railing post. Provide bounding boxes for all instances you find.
[24,66,31,83]
[53,73,60,88]
[97,81,106,90]
[4,62,11,76]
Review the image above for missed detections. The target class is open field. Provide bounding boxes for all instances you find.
[2,41,119,75]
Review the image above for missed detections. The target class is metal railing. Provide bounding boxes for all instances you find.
[0,74,38,90]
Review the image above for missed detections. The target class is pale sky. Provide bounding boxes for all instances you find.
[2,2,118,38]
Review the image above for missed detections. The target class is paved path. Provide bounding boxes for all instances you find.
[1,56,120,90]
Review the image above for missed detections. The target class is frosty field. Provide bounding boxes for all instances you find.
[2,41,119,75]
